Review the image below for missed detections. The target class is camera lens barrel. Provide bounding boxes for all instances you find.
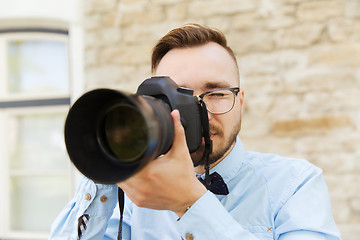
[64,89,174,184]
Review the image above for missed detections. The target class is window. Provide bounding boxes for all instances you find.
[0,29,72,239]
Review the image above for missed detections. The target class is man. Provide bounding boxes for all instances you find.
[50,24,341,239]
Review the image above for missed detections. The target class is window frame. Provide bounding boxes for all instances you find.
[1,106,73,239]
[0,29,70,101]
[0,27,81,239]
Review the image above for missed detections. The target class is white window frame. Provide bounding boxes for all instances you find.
[0,30,70,100]
[0,27,83,239]
[0,106,72,239]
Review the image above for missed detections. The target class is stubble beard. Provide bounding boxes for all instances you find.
[191,119,242,167]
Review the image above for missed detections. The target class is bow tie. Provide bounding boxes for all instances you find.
[198,172,229,195]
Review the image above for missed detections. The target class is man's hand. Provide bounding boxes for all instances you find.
[117,109,207,217]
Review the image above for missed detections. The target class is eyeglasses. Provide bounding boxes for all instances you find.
[196,87,240,115]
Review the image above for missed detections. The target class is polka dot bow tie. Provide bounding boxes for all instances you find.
[198,172,229,195]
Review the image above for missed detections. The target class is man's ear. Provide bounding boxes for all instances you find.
[239,89,245,115]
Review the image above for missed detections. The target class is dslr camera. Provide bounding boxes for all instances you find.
[64,76,204,184]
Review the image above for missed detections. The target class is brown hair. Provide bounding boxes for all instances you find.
[151,23,238,74]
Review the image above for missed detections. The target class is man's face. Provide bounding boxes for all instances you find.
[155,42,244,169]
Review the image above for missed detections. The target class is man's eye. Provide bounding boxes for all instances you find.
[209,93,225,97]
[208,91,231,98]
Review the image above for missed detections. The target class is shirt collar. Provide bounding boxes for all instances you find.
[198,136,245,184]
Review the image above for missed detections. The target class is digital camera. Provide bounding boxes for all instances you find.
[64,76,203,183]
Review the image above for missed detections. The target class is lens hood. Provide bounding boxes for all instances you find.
[64,89,172,183]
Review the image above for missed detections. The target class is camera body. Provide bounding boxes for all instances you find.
[137,76,202,153]
[64,76,203,183]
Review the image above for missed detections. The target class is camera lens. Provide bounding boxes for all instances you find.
[103,104,147,162]
[64,88,174,183]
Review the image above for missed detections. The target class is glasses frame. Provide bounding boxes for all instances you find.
[196,87,240,115]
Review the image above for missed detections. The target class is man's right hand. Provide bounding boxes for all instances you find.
[117,109,207,217]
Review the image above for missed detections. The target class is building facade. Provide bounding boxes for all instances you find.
[0,0,359,239]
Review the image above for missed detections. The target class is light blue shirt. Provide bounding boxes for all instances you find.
[50,138,341,239]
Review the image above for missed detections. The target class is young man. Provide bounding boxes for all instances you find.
[50,24,341,239]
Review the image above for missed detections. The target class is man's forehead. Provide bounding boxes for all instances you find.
[155,42,239,91]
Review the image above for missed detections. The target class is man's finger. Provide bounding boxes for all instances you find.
[170,109,187,147]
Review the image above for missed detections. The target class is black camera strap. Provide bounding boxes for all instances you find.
[199,100,213,190]
[117,187,125,240]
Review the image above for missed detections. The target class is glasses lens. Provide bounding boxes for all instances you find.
[104,104,148,162]
[203,89,235,114]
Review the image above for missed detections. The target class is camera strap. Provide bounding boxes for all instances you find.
[199,100,213,190]
[117,187,125,240]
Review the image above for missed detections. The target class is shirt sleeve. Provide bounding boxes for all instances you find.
[274,167,341,240]
[177,191,260,240]
[49,176,119,240]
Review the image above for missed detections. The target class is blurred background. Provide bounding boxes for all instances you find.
[0,0,359,239]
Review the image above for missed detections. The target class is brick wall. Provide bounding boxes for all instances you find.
[83,0,360,238]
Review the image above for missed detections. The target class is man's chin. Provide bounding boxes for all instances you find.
[192,120,241,168]
[190,137,223,167]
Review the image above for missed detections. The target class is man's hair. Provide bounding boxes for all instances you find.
[151,23,238,75]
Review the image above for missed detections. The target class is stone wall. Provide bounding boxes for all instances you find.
[83,0,360,238]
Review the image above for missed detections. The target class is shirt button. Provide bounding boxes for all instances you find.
[100,195,108,203]
[185,233,194,240]
[85,193,91,201]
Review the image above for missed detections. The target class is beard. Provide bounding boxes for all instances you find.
[191,119,241,167]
